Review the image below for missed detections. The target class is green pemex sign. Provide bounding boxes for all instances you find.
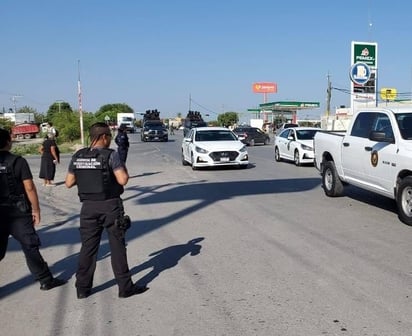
[353,42,377,67]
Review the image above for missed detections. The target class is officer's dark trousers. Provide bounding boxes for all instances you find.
[118,148,128,164]
[76,199,134,295]
[0,209,53,284]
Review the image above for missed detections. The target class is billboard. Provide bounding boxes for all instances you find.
[351,41,378,108]
[253,82,277,93]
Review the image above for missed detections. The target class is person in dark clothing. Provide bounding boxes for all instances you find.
[65,122,147,299]
[0,128,66,291]
[114,125,129,164]
[39,133,60,186]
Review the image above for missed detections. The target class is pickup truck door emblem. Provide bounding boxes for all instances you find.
[371,150,378,167]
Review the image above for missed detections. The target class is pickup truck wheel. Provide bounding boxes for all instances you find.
[274,147,282,162]
[294,150,301,166]
[322,161,344,197]
[396,177,412,226]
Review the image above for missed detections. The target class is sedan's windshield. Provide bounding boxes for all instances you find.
[195,130,237,141]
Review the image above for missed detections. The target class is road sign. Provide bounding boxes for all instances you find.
[350,62,371,85]
[380,88,397,101]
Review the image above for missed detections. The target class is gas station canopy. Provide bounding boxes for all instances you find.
[258,101,320,111]
[247,101,320,123]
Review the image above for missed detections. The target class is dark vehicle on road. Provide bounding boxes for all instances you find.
[233,126,270,146]
[183,110,207,137]
[275,122,299,136]
[141,121,168,142]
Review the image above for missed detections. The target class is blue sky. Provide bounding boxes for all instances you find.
[1,1,412,121]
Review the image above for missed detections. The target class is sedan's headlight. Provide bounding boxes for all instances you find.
[239,145,247,152]
[195,146,208,153]
[301,144,313,151]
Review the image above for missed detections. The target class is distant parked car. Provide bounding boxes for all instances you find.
[274,127,319,166]
[233,126,270,146]
[275,123,299,136]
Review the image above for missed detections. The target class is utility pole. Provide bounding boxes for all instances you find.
[11,95,23,113]
[188,93,192,111]
[326,72,332,117]
[78,60,85,146]
[56,100,63,114]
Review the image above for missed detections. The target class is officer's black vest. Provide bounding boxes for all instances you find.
[0,153,22,205]
[72,148,123,201]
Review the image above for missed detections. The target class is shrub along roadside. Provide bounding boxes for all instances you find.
[11,141,80,156]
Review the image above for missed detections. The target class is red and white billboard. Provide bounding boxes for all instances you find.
[253,82,277,93]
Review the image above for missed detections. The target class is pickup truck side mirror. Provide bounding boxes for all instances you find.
[369,131,395,144]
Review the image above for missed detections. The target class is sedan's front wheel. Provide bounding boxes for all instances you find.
[294,150,301,166]
[182,151,189,166]
[274,147,282,162]
[191,153,197,170]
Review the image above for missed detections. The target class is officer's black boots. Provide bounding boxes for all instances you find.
[118,285,148,298]
[77,288,91,299]
[40,277,67,291]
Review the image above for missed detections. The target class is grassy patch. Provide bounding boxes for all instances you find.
[11,141,81,156]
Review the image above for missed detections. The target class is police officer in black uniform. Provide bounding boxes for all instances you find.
[0,128,66,291]
[114,124,130,164]
[65,122,147,299]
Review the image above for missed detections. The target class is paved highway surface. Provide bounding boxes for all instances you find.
[1,131,411,336]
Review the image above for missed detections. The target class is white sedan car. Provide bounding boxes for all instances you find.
[274,127,320,166]
[182,127,249,169]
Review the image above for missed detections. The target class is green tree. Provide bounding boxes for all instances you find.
[46,102,73,122]
[17,106,37,114]
[217,112,238,127]
[0,118,13,132]
[95,103,134,124]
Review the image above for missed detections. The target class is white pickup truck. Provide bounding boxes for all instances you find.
[314,107,412,225]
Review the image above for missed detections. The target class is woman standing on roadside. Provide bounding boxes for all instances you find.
[39,133,60,186]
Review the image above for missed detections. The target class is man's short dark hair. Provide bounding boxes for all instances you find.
[89,122,110,140]
[0,128,11,148]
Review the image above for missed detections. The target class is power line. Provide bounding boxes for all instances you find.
[189,97,219,115]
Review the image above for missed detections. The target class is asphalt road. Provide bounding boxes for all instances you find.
[1,131,412,336]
